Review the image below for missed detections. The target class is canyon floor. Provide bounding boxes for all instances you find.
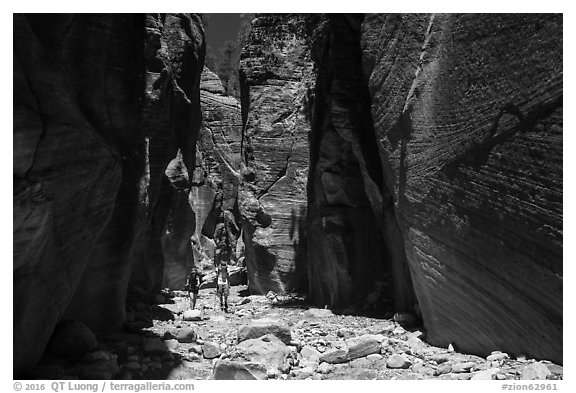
[31,285,563,381]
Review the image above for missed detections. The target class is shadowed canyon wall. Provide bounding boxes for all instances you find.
[13,13,205,376]
[13,12,562,377]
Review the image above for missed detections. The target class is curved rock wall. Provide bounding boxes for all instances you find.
[131,14,205,293]
[238,14,316,294]
[13,13,205,376]
[362,13,562,363]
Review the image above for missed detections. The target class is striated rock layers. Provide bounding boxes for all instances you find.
[361,13,563,364]
[192,67,243,274]
[13,14,205,375]
[238,14,317,294]
[307,15,416,313]
[244,13,562,364]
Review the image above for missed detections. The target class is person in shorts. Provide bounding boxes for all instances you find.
[216,262,230,312]
[186,267,201,309]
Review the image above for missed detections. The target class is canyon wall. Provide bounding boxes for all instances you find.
[13,13,205,375]
[306,15,415,313]
[361,13,563,364]
[242,13,562,363]
[192,67,243,274]
[238,15,317,294]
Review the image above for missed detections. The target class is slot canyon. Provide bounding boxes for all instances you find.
[13,13,562,380]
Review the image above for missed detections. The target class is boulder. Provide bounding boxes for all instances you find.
[471,368,500,380]
[300,345,322,363]
[303,308,334,319]
[386,354,412,369]
[319,348,349,364]
[319,334,384,364]
[487,352,509,362]
[238,318,292,344]
[291,366,316,379]
[434,363,453,376]
[182,309,202,321]
[76,354,120,379]
[213,360,267,380]
[164,339,179,351]
[452,362,477,373]
[346,334,384,360]
[143,338,168,355]
[235,334,292,372]
[45,320,98,358]
[521,362,551,380]
[316,362,333,374]
[202,342,222,359]
[164,327,197,343]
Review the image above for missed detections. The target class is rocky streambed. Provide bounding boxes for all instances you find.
[29,286,563,380]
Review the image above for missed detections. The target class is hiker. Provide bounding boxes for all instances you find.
[185,267,201,309]
[216,262,230,312]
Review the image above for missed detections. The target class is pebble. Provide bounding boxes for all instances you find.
[386,354,412,369]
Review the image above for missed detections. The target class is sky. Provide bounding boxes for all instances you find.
[204,14,243,64]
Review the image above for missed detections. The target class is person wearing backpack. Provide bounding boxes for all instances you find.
[185,267,201,309]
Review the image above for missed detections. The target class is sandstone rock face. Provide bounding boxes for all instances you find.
[13,14,205,376]
[361,13,562,364]
[193,67,243,270]
[307,14,416,311]
[238,14,317,294]
[140,14,205,292]
[13,14,143,375]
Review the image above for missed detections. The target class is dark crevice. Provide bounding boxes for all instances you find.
[307,14,416,315]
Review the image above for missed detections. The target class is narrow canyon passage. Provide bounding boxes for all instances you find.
[13,13,563,379]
